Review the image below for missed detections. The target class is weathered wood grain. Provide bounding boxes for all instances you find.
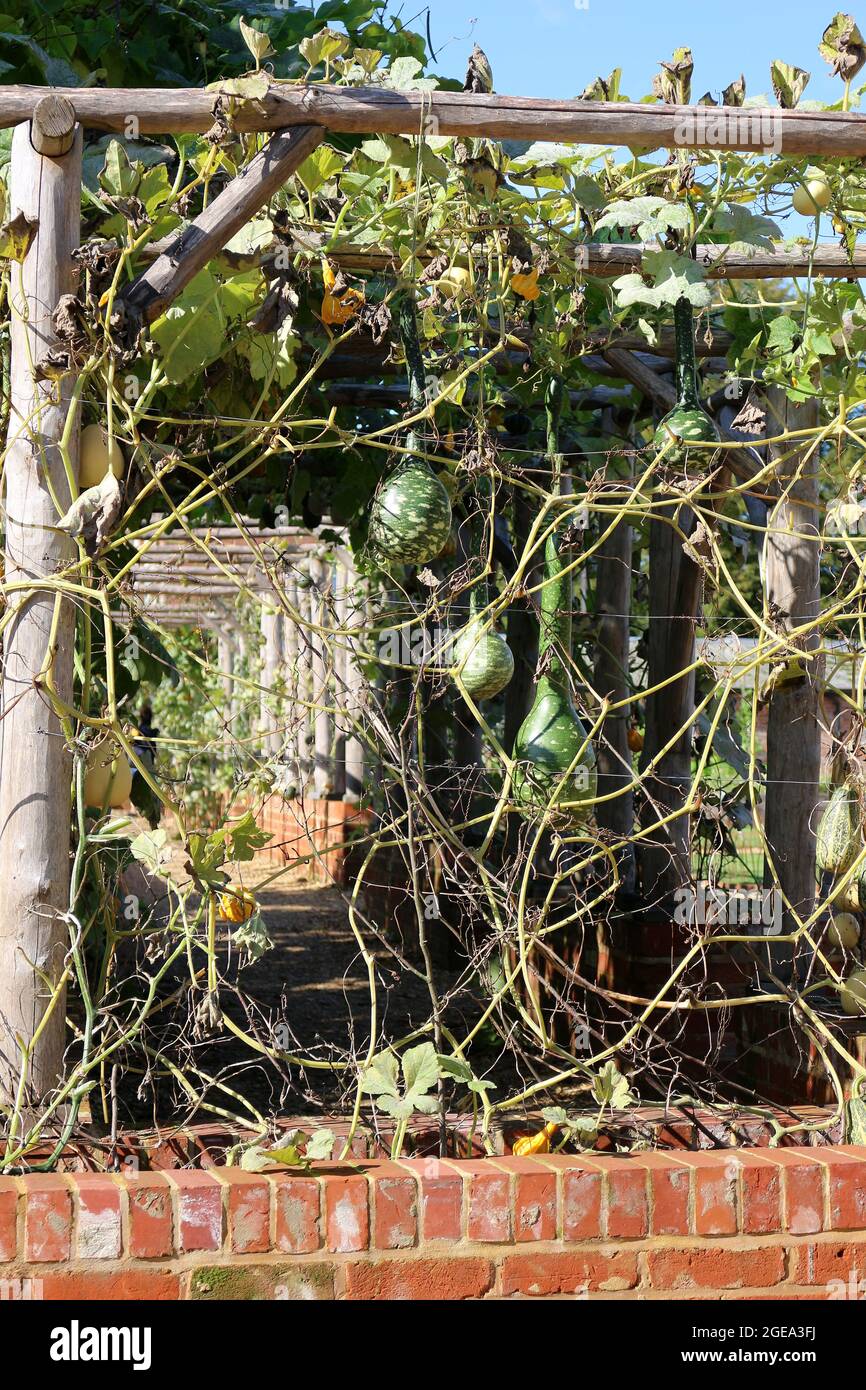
[1,85,866,154]
[122,124,322,321]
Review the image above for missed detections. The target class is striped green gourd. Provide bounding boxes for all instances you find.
[367,291,451,566]
[511,378,597,825]
[817,783,861,875]
[452,578,514,702]
[653,296,720,470]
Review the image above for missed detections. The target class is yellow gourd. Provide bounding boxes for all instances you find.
[827,912,861,951]
[83,741,133,809]
[79,423,125,490]
[513,1121,559,1156]
[840,967,866,1016]
[218,882,257,923]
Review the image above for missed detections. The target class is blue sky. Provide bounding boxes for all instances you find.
[422,0,851,107]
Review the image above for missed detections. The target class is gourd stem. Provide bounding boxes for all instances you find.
[673,295,701,410]
[397,290,427,459]
[539,378,570,692]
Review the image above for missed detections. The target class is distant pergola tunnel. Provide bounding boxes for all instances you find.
[117,523,373,875]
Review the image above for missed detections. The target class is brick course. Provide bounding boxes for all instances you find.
[2,1148,866,1299]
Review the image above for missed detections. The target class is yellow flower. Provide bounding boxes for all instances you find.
[510,267,540,302]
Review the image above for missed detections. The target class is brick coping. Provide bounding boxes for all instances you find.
[3,1147,866,1299]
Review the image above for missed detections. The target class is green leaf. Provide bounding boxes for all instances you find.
[296,146,346,195]
[595,196,691,243]
[361,135,447,183]
[401,1041,439,1103]
[151,269,226,384]
[613,251,710,310]
[845,1094,866,1143]
[129,827,169,874]
[361,1051,401,1098]
[233,910,274,963]
[239,17,273,68]
[770,59,811,108]
[99,140,140,198]
[591,1060,635,1109]
[766,313,800,355]
[186,829,228,889]
[305,1128,336,1160]
[228,809,272,861]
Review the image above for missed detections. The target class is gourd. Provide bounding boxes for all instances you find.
[367,292,452,566]
[512,378,597,825]
[79,423,125,490]
[827,912,861,951]
[83,740,133,809]
[513,1121,559,1157]
[816,783,861,874]
[218,882,257,924]
[653,296,720,471]
[793,177,831,216]
[451,484,514,702]
[840,967,866,1016]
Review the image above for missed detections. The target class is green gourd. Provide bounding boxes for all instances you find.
[451,479,514,701]
[452,580,514,702]
[367,292,452,565]
[817,783,861,875]
[653,296,720,470]
[512,378,597,825]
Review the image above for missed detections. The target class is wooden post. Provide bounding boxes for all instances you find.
[343,565,366,805]
[259,602,283,757]
[762,388,821,930]
[309,552,333,798]
[593,422,635,893]
[0,98,82,1103]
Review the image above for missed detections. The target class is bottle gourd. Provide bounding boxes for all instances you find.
[512,379,597,825]
[367,292,452,566]
[653,296,720,470]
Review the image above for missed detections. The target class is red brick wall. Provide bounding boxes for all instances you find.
[4,1149,866,1300]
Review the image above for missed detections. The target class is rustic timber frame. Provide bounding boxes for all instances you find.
[0,82,837,1106]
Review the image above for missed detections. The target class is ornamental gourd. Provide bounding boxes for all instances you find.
[827,912,861,952]
[653,296,720,470]
[452,594,514,701]
[512,379,597,825]
[83,740,133,809]
[367,292,451,566]
[451,487,514,702]
[218,882,257,924]
[840,966,866,1016]
[816,783,861,875]
[79,423,125,490]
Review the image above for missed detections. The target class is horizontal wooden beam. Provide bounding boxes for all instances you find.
[3,86,866,154]
[329,240,866,282]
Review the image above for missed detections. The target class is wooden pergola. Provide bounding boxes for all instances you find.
[0,81,842,1103]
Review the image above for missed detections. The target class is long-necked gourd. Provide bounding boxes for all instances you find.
[653,296,720,469]
[451,480,514,701]
[512,378,597,825]
[367,290,452,565]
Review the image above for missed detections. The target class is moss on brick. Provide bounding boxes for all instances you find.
[189,1263,334,1300]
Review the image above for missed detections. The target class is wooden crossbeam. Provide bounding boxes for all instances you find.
[2,86,866,155]
[327,240,866,283]
[123,124,322,321]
